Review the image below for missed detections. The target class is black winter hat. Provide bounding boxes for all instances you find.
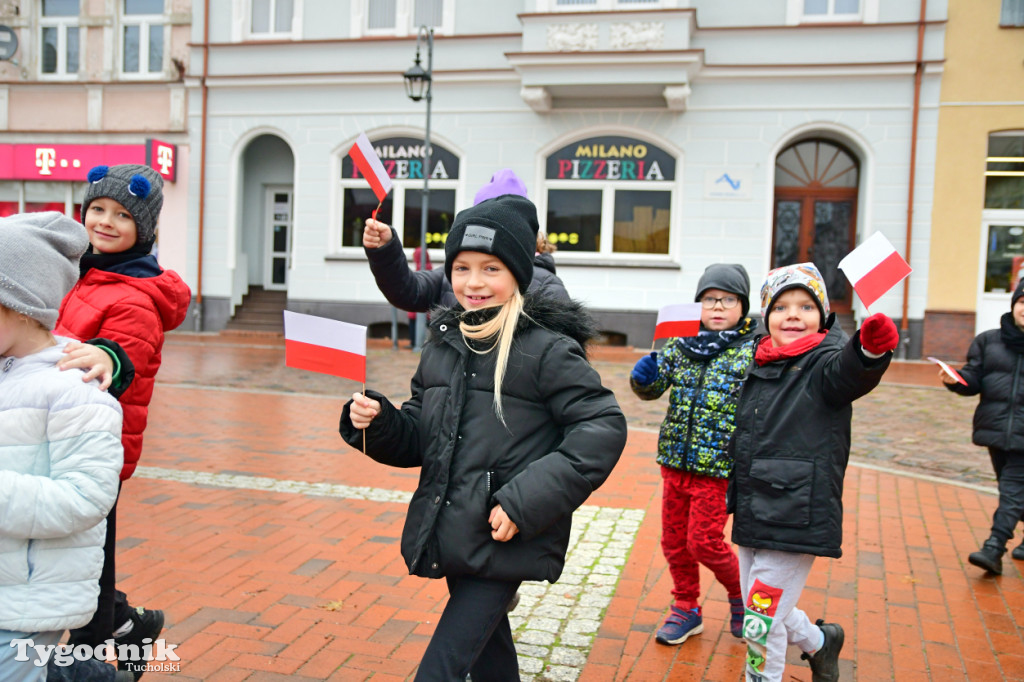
[695,263,751,316]
[1013,277,1024,309]
[445,194,539,294]
[82,164,164,253]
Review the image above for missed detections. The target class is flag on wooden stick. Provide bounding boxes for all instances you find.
[348,132,393,203]
[284,311,367,383]
[653,303,702,340]
[838,232,912,309]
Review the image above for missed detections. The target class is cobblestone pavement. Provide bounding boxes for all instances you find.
[112,332,1021,681]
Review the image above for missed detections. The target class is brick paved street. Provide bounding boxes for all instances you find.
[112,332,1022,680]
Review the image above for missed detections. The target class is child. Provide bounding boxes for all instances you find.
[55,164,191,675]
[0,212,125,681]
[728,263,898,682]
[630,263,756,644]
[339,194,627,681]
[942,277,1024,575]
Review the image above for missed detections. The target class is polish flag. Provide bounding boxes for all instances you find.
[927,356,968,386]
[654,303,702,340]
[348,132,393,202]
[838,232,912,309]
[284,311,367,383]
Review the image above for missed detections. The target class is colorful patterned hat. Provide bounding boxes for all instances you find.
[760,262,830,324]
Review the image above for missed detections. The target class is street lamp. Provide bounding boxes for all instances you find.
[403,25,433,351]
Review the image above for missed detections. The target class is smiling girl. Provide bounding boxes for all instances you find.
[339,194,627,681]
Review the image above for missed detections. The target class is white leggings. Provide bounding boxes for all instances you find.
[737,546,823,682]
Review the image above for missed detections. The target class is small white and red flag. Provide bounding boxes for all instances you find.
[284,311,366,383]
[654,303,702,340]
[927,356,968,386]
[348,132,393,203]
[838,232,912,309]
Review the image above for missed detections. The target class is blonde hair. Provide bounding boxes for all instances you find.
[459,288,525,425]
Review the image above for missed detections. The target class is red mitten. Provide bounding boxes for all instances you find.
[860,313,899,354]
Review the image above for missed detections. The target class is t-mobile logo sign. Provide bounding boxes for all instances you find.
[156,145,174,175]
[35,148,56,175]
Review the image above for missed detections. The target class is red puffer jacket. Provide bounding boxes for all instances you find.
[56,258,190,480]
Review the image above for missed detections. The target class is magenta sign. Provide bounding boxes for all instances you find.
[0,141,177,182]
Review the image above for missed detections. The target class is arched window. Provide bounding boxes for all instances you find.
[543,135,676,256]
[773,138,859,312]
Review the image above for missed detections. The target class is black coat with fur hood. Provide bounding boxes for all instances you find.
[339,294,627,583]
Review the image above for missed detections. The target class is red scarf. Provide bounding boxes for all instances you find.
[754,332,827,366]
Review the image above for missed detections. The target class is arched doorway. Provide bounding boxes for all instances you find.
[772,139,859,313]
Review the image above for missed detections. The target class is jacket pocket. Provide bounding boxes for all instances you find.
[748,457,814,528]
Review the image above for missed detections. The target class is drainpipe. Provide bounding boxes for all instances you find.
[900,0,927,358]
[194,0,210,331]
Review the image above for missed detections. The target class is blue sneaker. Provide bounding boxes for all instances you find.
[655,605,703,645]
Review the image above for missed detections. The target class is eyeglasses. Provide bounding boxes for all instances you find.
[700,295,740,309]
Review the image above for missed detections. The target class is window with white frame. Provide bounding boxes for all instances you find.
[543,0,665,10]
[122,0,165,76]
[1002,0,1024,27]
[543,135,676,256]
[250,0,295,37]
[338,136,460,251]
[364,0,448,35]
[982,132,1024,294]
[786,0,877,23]
[40,0,79,77]
[985,132,1024,210]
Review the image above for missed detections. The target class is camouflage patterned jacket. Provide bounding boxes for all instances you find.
[631,320,756,478]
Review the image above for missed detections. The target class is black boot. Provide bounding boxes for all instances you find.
[800,620,844,682]
[1012,538,1024,561]
[968,540,1006,575]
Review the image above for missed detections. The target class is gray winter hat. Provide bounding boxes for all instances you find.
[695,263,751,316]
[82,164,164,252]
[0,211,89,330]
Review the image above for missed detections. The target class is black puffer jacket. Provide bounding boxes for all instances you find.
[365,227,569,312]
[339,295,627,583]
[727,319,890,558]
[946,313,1024,450]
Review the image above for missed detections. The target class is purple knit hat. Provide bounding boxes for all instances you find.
[473,169,528,206]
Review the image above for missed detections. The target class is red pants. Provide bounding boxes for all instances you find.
[661,466,741,609]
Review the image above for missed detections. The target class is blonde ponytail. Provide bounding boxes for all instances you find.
[460,289,525,425]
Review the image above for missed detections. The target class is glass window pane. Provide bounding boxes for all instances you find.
[251,0,270,33]
[41,27,58,73]
[342,188,392,247]
[148,24,163,72]
[403,189,456,249]
[804,0,828,14]
[835,0,860,12]
[989,134,1024,158]
[557,0,597,5]
[123,25,140,72]
[986,176,1024,209]
[274,0,293,32]
[66,26,79,72]
[546,190,601,253]
[125,0,163,13]
[1002,0,1024,26]
[272,257,287,284]
[612,190,670,254]
[273,224,288,252]
[0,202,19,218]
[368,0,397,29]
[986,225,1024,292]
[773,200,801,268]
[414,0,442,28]
[43,0,79,16]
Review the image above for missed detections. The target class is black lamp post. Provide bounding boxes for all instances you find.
[403,25,433,351]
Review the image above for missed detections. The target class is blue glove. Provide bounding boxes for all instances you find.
[631,352,659,386]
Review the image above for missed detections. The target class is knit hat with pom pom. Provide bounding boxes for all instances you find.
[82,164,164,253]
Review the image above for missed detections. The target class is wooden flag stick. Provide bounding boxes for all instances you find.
[371,198,384,221]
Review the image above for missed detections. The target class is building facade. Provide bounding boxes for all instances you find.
[188,0,946,353]
[0,0,191,280]
[923,0,1024,359]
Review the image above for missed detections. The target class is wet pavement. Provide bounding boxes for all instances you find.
[112,331,1022,681]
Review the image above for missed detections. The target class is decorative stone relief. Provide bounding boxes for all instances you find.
[546,23,599,52]
[609,22,665,50]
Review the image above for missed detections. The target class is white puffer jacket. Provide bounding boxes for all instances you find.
[0,340,123,633]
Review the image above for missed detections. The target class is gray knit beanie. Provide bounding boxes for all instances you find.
[82,164,164,252]
[0,211,89,330]
[695,263,751,316]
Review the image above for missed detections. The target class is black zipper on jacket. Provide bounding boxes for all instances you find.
[1008,354,1022,445]
[682,360,711,460]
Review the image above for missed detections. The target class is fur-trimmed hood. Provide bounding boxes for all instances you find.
[430,293,599,354]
